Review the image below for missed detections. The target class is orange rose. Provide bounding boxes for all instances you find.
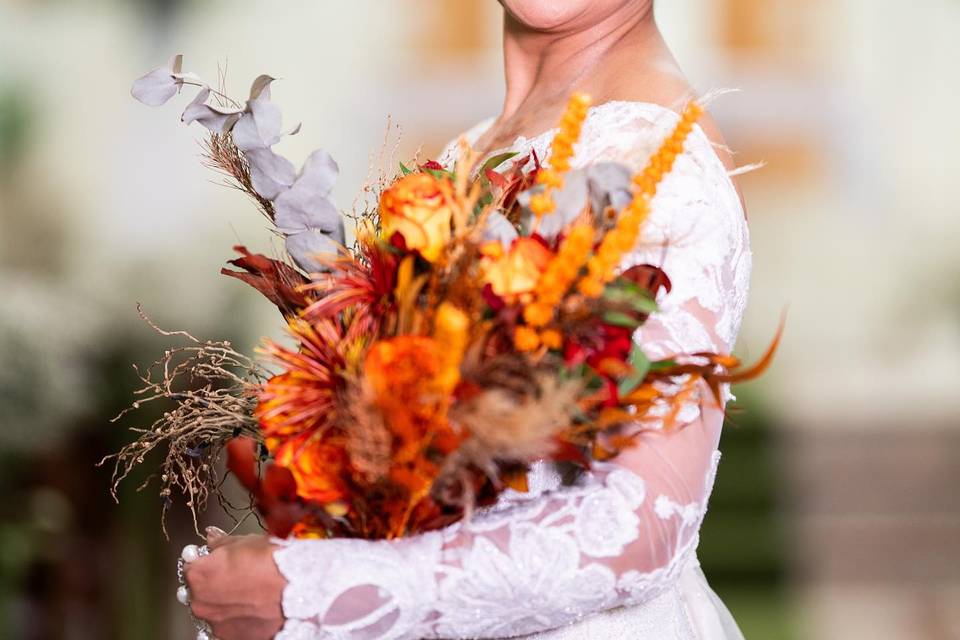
[481,237,553,299]
[380,172,455,262]
[273,434,348,504]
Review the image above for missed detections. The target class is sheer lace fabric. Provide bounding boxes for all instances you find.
[273,101,751,640]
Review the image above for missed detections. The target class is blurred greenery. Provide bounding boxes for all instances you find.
[0,87,32,172]
[700,385,795,639]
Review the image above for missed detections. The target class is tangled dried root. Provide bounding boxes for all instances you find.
[99,306,268,537]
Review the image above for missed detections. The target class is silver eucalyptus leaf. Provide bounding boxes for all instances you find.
[131,70,175,106]
[481,211,519,247]
[168,54,184,75]
[273,150,341,234]
[232,80,283,151]
[131,55,186,106]
[180,87,243,133]
[586,162,633,213]
[520,171,589,239]
[248,74,276,101]
[245,148,297,200]
[285,228,343,274]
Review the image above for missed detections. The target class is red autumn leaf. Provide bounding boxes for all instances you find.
[226,437,304,538]
[621,264,672,297]
[485,168,508,189]
[221,246,310,314]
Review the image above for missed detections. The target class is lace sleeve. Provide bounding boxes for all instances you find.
[273,108,752,640]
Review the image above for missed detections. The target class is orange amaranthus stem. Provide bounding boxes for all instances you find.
[578,101,705,297]
[528,92,592,218]
[520,223,595,334]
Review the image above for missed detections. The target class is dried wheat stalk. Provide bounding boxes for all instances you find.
[201,132,276,221]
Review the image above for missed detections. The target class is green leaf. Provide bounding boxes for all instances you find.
[602,311,642,328]
[617,344,651,396]
[649,358,677,371]
[603,282,659,314]
[559,362,588,383]
[399,161,413,176]
[628,295,658,315]
[480,151,520,174]
[424,167,453,181]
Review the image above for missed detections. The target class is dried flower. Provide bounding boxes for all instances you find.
[256,319,346,443]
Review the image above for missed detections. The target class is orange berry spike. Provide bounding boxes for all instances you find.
[532,92,592,219]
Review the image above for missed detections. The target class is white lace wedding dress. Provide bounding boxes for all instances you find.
[272,101,752,640]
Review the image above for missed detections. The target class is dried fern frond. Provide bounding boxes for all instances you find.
[99,306,269,537]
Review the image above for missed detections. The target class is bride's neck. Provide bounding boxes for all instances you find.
[500,6,676,120]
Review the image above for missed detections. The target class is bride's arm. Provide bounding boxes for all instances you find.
[186,119,751,640]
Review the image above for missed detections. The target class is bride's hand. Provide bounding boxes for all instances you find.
[184,530,286,640]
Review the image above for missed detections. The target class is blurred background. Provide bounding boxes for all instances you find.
[1,0,958,638]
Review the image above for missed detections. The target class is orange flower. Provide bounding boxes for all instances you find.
[273,433,348,504]
[482,237,553,299]
[365,336,446,400]
[364,336,459,461]
[256,319,344,441]
[514,325,541,351]
[540,328,563,350]
[380,172,455,262]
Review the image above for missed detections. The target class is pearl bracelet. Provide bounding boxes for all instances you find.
[177,544,214,640]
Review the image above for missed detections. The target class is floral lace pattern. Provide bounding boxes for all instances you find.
[274,101,751,640]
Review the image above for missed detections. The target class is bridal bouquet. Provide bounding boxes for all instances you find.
[106,56,775,540]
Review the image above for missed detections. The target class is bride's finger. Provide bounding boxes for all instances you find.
[205,526,229,548]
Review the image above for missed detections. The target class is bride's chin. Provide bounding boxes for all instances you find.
[501,0,590,32]
[500,0,644,34]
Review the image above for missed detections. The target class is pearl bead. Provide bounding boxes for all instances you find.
[176,585,190,605]
[181,544,200,563]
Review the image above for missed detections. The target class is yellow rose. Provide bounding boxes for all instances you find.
[482,237,553,299]
[380,172,454,262]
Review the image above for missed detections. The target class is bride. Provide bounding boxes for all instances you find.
[183,0,752,638]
